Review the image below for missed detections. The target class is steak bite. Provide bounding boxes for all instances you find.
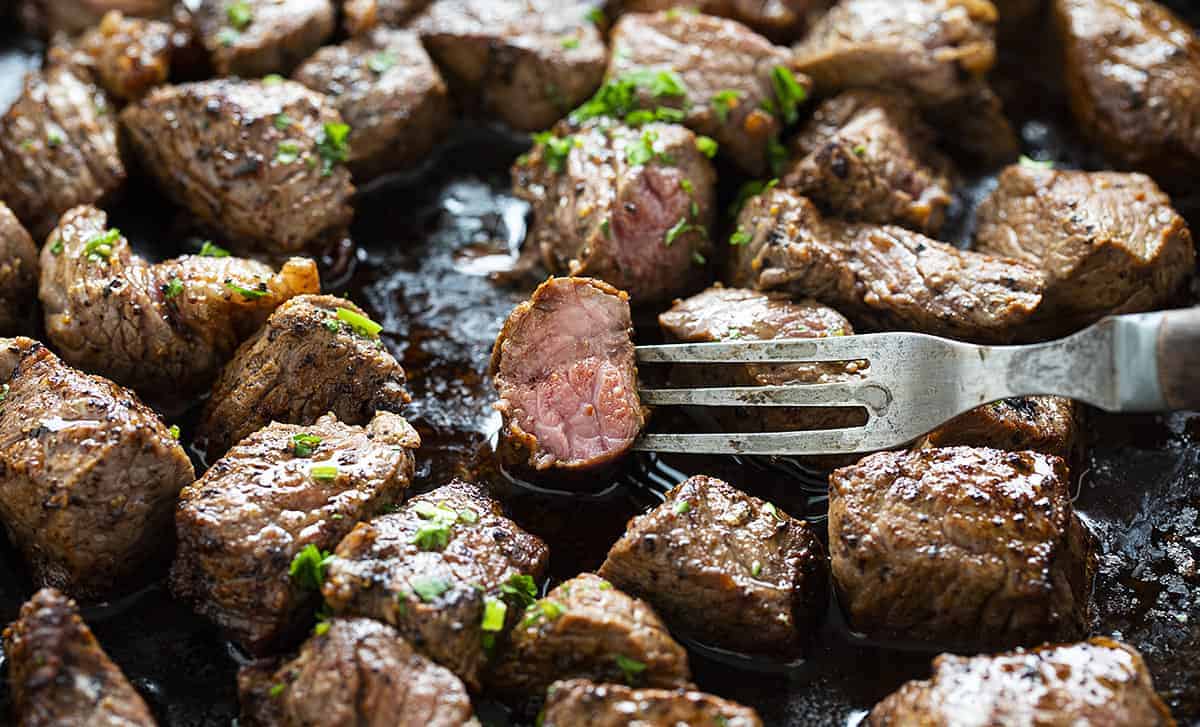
[599,475,827,657]
[412,0,606,131]
[238,618,475,727]
[343,0,433,36]
[171,412,419,655]
[0,64,125,239]
[543,679,763,727]
[195,0,335,77]
[0,337,195,600]
[489,573,691,698]
[78,11,172,101]
[828,446,1096,649]
[120,78,355,256]
[1055,0,1200,182]
[606,11,808,176]
[0,203,38,336]
[513,121,716,304]
[18,0,171,38]
[973,166,1195,335]
[783,90,955,234]
[618,0,830,41]
[323,480,549,691]
[196,294,408,458]
[4,588,156,727]
[489,277,645,473]
[292,28,452,179]
[915,396,1085,466]
[868,638,1175,726]
[39,205,320,401]
[729,188,1046,344]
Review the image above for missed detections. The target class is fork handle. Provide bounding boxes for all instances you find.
[1158,306,1200,410]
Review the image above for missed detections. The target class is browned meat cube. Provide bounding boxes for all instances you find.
[514,124,716,305]
[0,203,38,336]
[195,0,334,77]
[323,480,549,691]
[868,638,1175,726]
[18,0,170,38]
[0,338,195,600]
[412,0,607,131]
[599,475,827,657]
[618,0,830,41]
[0,64,125,239]
[293,28,452,179]
[1056,0,1200,182]
[729,188,1046,344]
[78,11,172,101]
[195,294,409,458]
[490,277,645,473]
[543,679,763,727]
[974,166,1194,335]
[120,79,355,256]
[829,447,1096,648]
[489,573,691,698]
[4,588,156,727]
[606,11,807,175]
[783,90,955,234]
[343,0,433,35]
[171,412,419,655]
[38,205,320,401]
[238,618,476,727]
[915,396,1085,466]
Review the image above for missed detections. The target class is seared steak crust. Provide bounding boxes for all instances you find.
[195,294,409,458]
[18,0,170,38]
[238,618,476,727]
[0,203,38,336]
[513,124,715,304]
[323,480,549,691]
[79,11,172,101]
[490,277,645,472]
[543,679,763,727]
[618,0,830,41]
[195,0,335,77]
[916,396,1085,466]
[39,205,320,400]
[413,0,606,131]
[0,64,125,239]
[4,588,157,727]
[293,28,451,179]
[730,188,1045,343]
[599,475,827,656]
[120,79,355,256]
[869,638,1175,726]
[829,446,1096,649]
[343,0,433,35]
[171,412,419,655]
[0,337,195,600]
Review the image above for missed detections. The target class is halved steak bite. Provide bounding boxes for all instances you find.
[343,0,433,36]
[489,277,645,472]
[514,124,715,305]
[195,294,409,459]
[489,573,691,698]
[915,396,1085,466]
[194,0,335,77]
[729,188,1046,344]
[323,480,549,691]
[39,205,320,401]
[171,412,419,655]
[783,90,955,234]
[1056,0,1200,182]
[238,617,476,727]
[0,63,125,239]
[4,588,157,727]
[599,475,827,657]
[412,0,606,131]
[542,679,763,727]
[0,337,195,600]
[973,166,1195,336]
[77,11,172,101]
[618,0,830,41]
[828,446,1096,649]
[18,0,171,38]
[0,203,38,336]
[868,638,1175,726]
[605,11,808,175]
[120,79,355,256]
[293,28,452,179]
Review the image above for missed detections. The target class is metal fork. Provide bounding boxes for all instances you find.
[634,308,1200,456]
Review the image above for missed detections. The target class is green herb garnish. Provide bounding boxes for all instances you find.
[411,576,451,603]
[168,424,181,440]
[674,500,691,514]
[46,129,63,148]
[500,573,538,609]
[729,227,752,246]
[310,464,339,480]
[275,140,301,165]
[262,74,284,85]
[763,502,784,521]
[316,122,350,176]
[49,238,63,255]
[481,597,507,632]
[83,229,120,263]
[532,131,576,173]
[289,544,333,590]
[695,135,718,158]
[199,241,230,257]
[273,113,292,131]
[163,277,183,299]
[269,683,285,698]
[711,89,740,124]
[224,281,268,300]
[751,560,762,577]
[216,28,239,46]
[572,69,688,123]
[561,36,580,49]
[335,307,382,338]
[770,66,806,125]
[292,433,321,457]
[227,1,253,30]
[614,654,647,685]
[368,51,397,74]
[1019,154,1054,169]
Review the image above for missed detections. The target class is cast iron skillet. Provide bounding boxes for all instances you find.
[0,5,1198,725]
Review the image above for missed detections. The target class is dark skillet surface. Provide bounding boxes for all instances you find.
[1,7,1200,726]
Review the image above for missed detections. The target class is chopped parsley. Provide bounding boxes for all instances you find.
[523,599,565,626]
[664,217,688,246]
[412,501,460,551]
[275,140,301,165]
[269,683,286,698]
[216,28,239,46]
[291,433,321,457]
[673,499,691,514]
[763,502,784,521]
[853,144,867,156]
[585,7,606,25]
[680,179,694,194]
[751,560,762,577]
[310,463,339,480]
[199,241,230,257]
[289,544,333,590]
[316,122,351,176]
[163,277,183,299]
[695,135,718,158]
[481,597,507,632]
[614,654,647,685]
[770,66,806,125]
[227,1,253,30]
[49,238,63,255]
[600,218,611,238]
[168,424,181,440]
[0,384,7,404]
[458,507,479,524]
[729,227,752,246]
[313,620,330,636]
[411,576,451,603]
[224,281,268,300]
[624,106,685,125]
[692,250,706,265]
[273,113,293,131]
[262,74,284,85]
[368,51,397,74]
[627,129,673,166]
[500,573,539,609]
[767,135,789,176]
[18,139,33,151]
[335,307,382,338]
[572,69,688,123]
[532,131,576,173]
[561,36,580,49]
[1019,154,1054,169]
[598,579,612,590]
[711,89,741,124]
[46,128,64,148]
[83,229,120,263]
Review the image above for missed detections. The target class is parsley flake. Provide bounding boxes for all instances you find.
[368,51,397,74]
[227,1,253,30]
[411,576,451,603]
[310,464,339,480]
[289,544,333,590]
[292,433,321,457]
[275,140,301,165]
[711,89,740,123]
[273,113,293,131]
[614,654,647,685]
[729,227,752,246]
[168,424,181,440]
[335,307,382,338]
[83,229,120,263]
[163,277,183,299]
[695,135,718,158]
[532,131,576,173]
[316,122,351,176]
[481,597,507,632]
[224,281,268,300]
[500,573,538,609]
[199,241,230,257]
[770,66,807,125]
[674,499,691,514]
[1019,154,1054,169]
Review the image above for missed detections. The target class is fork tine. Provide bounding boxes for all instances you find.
[639,382,871,408]
[632,425,899,456]
[634,334,892,364]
